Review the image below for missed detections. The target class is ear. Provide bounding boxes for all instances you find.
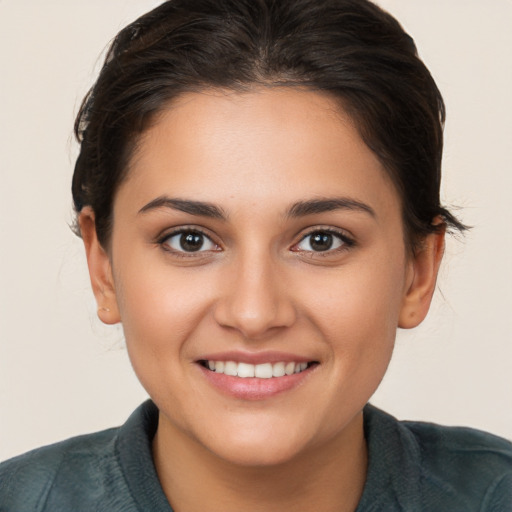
[79,207,121,325]
[398,226,445,329]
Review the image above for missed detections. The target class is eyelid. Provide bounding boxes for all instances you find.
[155,225,354,257]
[157,226,222,254]
[291,226,356,253]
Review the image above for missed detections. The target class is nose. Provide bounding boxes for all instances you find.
[213,250,297,340]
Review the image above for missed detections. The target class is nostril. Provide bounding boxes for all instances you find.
[213,294,297,340]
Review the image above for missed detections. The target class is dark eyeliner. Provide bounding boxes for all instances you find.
[156,227,219,256]
[292,227,356,255]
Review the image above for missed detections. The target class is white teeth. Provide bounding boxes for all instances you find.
[224,361,238,376]
[272,362,286,377]
[206,360,311,378]
[285,362,295,375]
[254,363,273,379]
[237,362,255,378]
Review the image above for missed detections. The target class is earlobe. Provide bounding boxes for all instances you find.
[79,207,121,325]
[398,227,445,329]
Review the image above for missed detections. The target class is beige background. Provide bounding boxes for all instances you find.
[1,0,511,462]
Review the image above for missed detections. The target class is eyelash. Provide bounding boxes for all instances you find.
[157,227,221,258]
[156,227,355,258]
[291,228,356,256]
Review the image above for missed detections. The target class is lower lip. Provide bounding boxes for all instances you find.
[198,364,316,400]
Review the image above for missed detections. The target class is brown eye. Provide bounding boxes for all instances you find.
[163,230,218,253]
[309,232,334,251]
[180,232,205,252]
[294,230,351,253]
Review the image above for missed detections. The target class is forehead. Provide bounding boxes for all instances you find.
[119,87,401,221]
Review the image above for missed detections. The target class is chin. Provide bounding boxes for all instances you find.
[191,412,322,468]
[208,435,309,468]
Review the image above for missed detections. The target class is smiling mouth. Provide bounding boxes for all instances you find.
[199,360,318,378]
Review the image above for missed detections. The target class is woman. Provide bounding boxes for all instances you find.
[1,0,511,510]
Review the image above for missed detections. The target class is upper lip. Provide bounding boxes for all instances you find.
[197,350,317,365]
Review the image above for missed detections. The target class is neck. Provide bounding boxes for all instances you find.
[153,411,368,512]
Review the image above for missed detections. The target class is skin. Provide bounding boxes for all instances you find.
[80,87,444,512]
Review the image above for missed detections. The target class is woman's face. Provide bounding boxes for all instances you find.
[87,88,437,466]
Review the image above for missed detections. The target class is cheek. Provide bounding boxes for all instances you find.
[306,253,407,337]
[300,249,407,391]
[113,257,217,361]
[112,264,220,414]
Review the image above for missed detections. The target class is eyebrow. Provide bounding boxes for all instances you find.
[287,197,376,218]
[138,195,375,221]
[138,197,227,220]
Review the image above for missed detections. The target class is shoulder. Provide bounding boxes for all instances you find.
[0,427,121,511]
[403,416,512,465]
[404,419,512,508]
[363,404,512,511]
[0,401,162,512]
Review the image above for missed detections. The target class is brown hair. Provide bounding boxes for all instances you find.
[72,0,466,249]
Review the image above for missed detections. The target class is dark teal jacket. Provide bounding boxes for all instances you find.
[1,401,511,511]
